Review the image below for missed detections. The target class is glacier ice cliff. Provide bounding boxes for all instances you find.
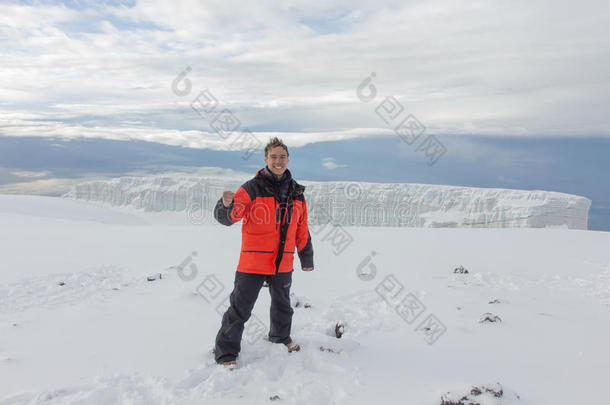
[63,174,591,229]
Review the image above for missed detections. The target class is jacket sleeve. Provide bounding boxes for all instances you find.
[213,186,252,226]
[296,198,314,269]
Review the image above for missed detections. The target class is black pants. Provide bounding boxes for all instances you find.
[214,271,294,363]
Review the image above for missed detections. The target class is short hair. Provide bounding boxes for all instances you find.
[264,137,289,157]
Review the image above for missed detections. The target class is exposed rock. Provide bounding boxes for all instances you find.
[479,312,502,323]
[441,383,520,405]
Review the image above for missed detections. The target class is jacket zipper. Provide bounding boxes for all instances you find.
[275,197,292,275]
[272,182,292,275]
[275,199,279,231]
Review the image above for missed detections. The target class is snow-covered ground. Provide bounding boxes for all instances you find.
[1,194,610,404]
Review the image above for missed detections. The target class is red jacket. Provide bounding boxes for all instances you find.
[214,168,314,275]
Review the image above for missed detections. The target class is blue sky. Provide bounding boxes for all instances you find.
[1,0,609,229]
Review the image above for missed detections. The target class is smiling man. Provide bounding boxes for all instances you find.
[212,137,314,368]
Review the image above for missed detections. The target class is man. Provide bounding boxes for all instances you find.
[213,137,314,368]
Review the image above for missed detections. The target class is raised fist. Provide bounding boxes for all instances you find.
[222,191,235,207]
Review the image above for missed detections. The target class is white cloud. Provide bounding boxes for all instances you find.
[0,178,83,196]
[10,170,52,178]
[0,109,391,149]
[321,157,347,170]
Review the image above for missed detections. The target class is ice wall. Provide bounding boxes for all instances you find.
[63,174,591,229]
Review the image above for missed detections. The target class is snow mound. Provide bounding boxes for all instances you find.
[0,335,362,405]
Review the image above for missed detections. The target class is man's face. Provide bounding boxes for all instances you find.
[264,146,289,177]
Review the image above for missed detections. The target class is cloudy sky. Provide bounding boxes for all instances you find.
[2,0,610,146]
[1,0,609,229]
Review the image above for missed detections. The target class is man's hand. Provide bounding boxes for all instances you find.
[222,191,235,207]
[303,267,313,271]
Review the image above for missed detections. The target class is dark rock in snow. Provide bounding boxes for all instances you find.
[441,382,519,405]
[269,395,280,401]
[488,299,501,304]
[453,266,469,274]
[335,322,344,338]
[479,312,502,323]
[147,273,163,282]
